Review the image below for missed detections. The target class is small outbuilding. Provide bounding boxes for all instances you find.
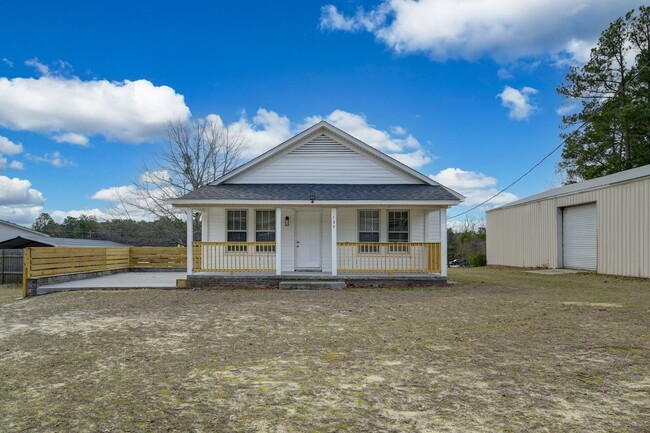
[0,219,50,243]
[0,236,128,249]
[486,165,650,278]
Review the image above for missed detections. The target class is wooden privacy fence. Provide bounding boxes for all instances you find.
[0,249,23,284]
[337,242,441,274]
[23,247,187,297]
[130,247,187,268]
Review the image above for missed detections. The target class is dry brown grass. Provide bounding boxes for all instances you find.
[0,268,648,432]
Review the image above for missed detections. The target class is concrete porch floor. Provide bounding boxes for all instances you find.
[38,272,187,295]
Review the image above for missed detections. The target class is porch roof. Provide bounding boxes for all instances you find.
[173,183,462,204]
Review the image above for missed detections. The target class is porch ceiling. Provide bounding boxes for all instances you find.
[174,184,461,203]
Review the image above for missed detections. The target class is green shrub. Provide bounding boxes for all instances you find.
[468,254,487,267]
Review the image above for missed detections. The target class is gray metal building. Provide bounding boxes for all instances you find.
[486,165,650,278]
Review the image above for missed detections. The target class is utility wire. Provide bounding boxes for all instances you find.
[448,58,650,220]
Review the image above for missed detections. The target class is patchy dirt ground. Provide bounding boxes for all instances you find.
[1,268,648,432]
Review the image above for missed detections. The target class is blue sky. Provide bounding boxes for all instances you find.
[0,0,644,226]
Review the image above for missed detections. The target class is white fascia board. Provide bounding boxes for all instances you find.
[171,199,461,207]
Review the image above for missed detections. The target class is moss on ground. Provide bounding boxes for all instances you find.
[0,268,649,432]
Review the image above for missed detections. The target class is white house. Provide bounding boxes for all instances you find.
[171,121,464,286]
[487,164,650,278]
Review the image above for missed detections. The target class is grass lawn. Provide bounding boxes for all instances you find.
[1,268,648,432]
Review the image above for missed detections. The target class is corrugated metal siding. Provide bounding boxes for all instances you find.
[229,133,418,184]
[487,176,650,278]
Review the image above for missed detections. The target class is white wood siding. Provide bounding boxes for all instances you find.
[281,208,295,272]
[427,210,441,243]
[487,176,650,278]
[228,133,419,184]
[203,206,444,273]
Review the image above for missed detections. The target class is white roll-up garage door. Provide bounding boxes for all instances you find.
[562,203,597,271]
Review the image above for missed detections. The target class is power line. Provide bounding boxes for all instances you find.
[448,58,650,220]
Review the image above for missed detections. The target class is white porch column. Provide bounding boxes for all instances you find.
[186,208,193,275]
[200,209,208,241]
[440,207,448,277]
[275,208,282,275]
[331,208,337,276]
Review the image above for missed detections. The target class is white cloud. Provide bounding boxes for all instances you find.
[305,109,421,153]
[320,1,640,64]
[320,4,361,31]
[0,206,43,226]
[140,170,170,184]
[0,135,23,155]
[9,160,24,170]
[24,58,50,76]
[0,76,190,143]
[0,175,45,206]
[497,86,538,120]
[91,183,178,221]
[556,100,581,116]
[53,132,89,146]
[430,168,518,206]
[388,149,432,169]
[2,58,13,68]
[0,155,6,172]
[50,208,112,223]
[91,185,137,202]
[26,151,74,168]
[217,109,293,158]
[205,108,432,169]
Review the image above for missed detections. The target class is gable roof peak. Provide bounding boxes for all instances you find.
[209,120,464,200]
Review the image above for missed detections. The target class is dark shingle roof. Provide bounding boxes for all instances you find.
[178,184,460,202]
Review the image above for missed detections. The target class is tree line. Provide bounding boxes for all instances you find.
[32,213,191,246]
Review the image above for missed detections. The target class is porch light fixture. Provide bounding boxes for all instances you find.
[310,194,315,203]
[285,216,290,226]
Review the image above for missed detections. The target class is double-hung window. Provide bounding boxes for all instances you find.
[358,210,379,253]
[388,210,409,251]
[227,210,247,251]
[255,210,276,252]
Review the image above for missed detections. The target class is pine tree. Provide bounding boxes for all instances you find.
[557,7,650,182]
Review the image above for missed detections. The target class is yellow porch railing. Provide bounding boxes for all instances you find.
[337,242,441,274]
[192,242,276,273]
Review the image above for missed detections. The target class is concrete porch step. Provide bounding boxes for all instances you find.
[279,281,347,290]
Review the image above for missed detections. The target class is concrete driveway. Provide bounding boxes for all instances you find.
[38,272,186,295]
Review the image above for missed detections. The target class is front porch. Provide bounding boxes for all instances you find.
[191,241,442,275]
[182,205,449,280]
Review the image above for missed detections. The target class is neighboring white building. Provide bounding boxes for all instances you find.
[172,121,464,282]
[486,165,650,278]
[0,219,49,243]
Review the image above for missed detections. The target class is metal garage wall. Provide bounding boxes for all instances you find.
[487,175,650,278]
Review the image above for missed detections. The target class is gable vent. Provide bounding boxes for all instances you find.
[289,134,356,154]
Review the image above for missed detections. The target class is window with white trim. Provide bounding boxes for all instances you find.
[227,210,247,251]
[255,210,276,252]
[388,210,409,251]
[358,210,379,252]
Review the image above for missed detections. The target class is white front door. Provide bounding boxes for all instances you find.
[295,210,321,270]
